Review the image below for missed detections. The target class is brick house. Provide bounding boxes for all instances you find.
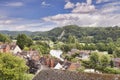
[68,63,81,71]
[0,44,10,53]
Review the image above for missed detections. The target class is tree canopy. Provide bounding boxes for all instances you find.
[0,33,11,43]
[16,34,33,49]
[0,53,29,80]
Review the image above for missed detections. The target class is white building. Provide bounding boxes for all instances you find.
[54,63,63,69]
[50,50,64,61]
[10,45,22,54]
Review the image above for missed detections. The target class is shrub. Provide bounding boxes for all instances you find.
[104,67,120,74]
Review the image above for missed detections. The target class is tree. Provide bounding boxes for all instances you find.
[114,47,120,57]
[76,43,83,50]
[90,52,99,71]
[0,33,11,43]
[116,38,120,47]
[100,55,110,68]
[68,35,77,44]
[30,41,50,55]
[61,44,71,52]
[0,53,28,80]
[96,42,107,51]
[26,37,33,47]
[76,66,85,72]
[16,34,33,49]
[104,67,120,74]
[107,42,115,54]
[82,60,91,68]
[24,47,30,51]
[106,37,113,43]
[84,43,96,50]
[110,60,114,68]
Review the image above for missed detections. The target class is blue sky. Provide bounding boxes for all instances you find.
[0,0,120,31]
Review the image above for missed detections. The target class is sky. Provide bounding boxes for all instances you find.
[0,0,120,31]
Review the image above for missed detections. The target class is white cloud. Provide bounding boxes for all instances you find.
[0,17,55,31]
[87,0,92,5]
[64,0,96,13]
[64,2,75,9]
[0,20,14,25]
[98,1,120,14]
[15,25,26,30]
[101,6,119,14]
[41,1,50,6]
[5,2,24,7]
[72,2,96,13]
[43,13,120,27]
[0,0,119,31]
[96,0,110,4]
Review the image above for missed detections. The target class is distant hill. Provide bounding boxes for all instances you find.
[0,25,120,42]
[33,69,120,80]
[36,25,120,42]
[0,30,33,36]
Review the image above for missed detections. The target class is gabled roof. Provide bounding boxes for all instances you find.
[33,69,119,80]
[10,45,17,50]
[63,61,71,69]
[54,63,62,69]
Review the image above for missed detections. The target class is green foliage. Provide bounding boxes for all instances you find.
[67,35,77,44]
[24,46,30,51]
[89,52,100,71]
[106,37,113,43]
[1,26,120,43]
[76,66,85,72]
[116,38,120,47]
[96,43,107,51]
[104,67,120,74]
[0,53,29,80]
[82,52,114,74]
[110,60,114,68]
[82,60,91,68]
[17,34,33,49]
[83,43,97,50]
[36,25,120,43]
[64,55,73,61]
[23,73,34,80]
[71,58,79,62]
[114,47,120,57]
[108,48,113,54]
[31,41,50,55]
[100,55,110,68]
[76,43,84,50]
[53,41,64,49]
[61,44,76,52]
[0,33,11,43]
[107,42,115,54]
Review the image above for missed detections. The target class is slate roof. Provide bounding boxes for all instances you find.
[112,58,120,62]
[10,45,17,50]
[0,44,8,49]
[32,69,120,80]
